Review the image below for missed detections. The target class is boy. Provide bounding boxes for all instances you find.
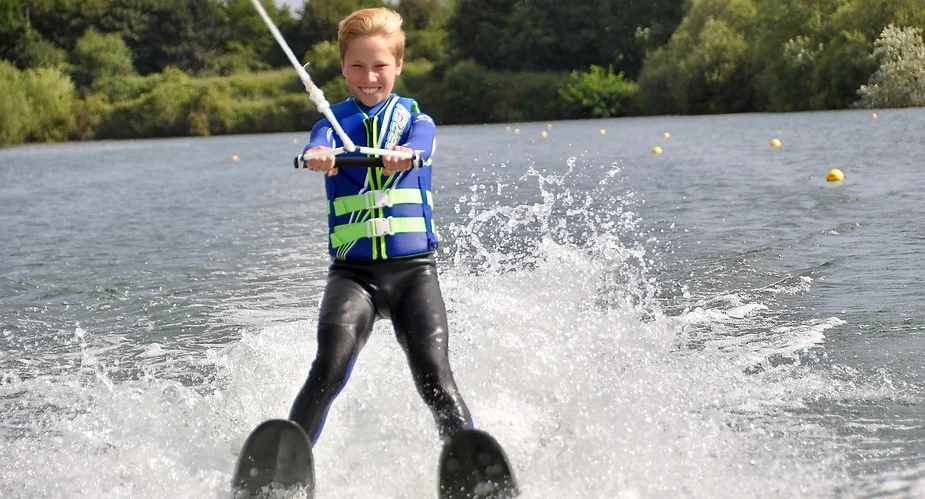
[290,7,473,446]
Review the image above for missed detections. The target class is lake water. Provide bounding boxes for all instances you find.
[2,107,924,498]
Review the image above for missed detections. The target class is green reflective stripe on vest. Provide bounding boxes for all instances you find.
[330,217,427,249]
[332,189,430,216]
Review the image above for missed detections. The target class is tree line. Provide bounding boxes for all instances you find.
[1,0,923,146]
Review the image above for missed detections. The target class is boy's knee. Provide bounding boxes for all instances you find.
[310,354,354,391]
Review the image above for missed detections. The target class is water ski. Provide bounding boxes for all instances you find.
[231,419,315,498]
[438,429,518,499]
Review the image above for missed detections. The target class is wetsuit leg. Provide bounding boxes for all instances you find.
[289,266,377,445]
[389,257,473,440]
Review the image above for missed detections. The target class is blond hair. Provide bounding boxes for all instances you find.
[338,8,405,62]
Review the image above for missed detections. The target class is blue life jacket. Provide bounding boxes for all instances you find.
[324,95,437,260]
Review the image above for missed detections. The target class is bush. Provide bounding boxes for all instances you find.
[857,24,925,108]
[558,65,637,119]
[94,73,163,102]
[75,93,111,140]
[0,61,32,146]
[26,67,79,141]
[94,68,318,139]
[0,63,78,145]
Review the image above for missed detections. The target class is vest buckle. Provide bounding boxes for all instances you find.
[365,217,394,238]
[365,190,392,209]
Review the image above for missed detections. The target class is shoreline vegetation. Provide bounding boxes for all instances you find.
[2,0,924,147]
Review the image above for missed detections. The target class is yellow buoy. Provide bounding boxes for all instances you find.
[652,146,663,154]
[600,129,606,135]
[826,168,844,182]
[540,131,548,138]
[770,138,782,147]
[663,132,671,139]
[514,128,520,135]
[231,155,240,161]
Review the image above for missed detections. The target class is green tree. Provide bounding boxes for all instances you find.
[446,0,683,76]
[748,0,843,111]
[812,30,876,109]
[297,0,384,60]
[395,0,443,31]
[0,0,67,69]
[559,65,637,118]
[635,0,758,114]
[857,24,925,108]
[136,0,228,74]
[400,0,452,66]
[446,0,518,69]
[832,0,925,41]
[70,28,135,88]
[431,59,494,123]
[215,0,294,69]
[303,40,341,85]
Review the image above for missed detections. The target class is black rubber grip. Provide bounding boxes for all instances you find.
[295,155,421,169]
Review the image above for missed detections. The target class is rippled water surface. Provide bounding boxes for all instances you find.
[2,108,924,498]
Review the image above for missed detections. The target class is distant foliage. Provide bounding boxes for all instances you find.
[0,62,78,145]
[303,41,341,86]
[559,65,637,119]
[857,25,925,108]
[70,28,135,88]
[203,42,270,76]
[635,1,755,115]
[94,69,316,139]
[6,0,925,145]
[811,30,877,109]
[0,61,32,145]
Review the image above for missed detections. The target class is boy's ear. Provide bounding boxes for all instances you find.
[396,57,403,75]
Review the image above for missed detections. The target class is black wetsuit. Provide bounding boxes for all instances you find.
[289,255,473,445]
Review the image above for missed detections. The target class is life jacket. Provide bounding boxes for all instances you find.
[324,94,437,260]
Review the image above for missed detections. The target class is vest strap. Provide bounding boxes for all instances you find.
[330,217,427,248]
[332,188,430,216]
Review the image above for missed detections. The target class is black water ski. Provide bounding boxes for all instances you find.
[438,429,518,499]
[232,419,315,498]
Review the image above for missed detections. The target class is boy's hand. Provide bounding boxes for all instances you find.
[382,145,414,176]
[304,146,338,176]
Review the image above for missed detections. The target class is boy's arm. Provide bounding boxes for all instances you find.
[382,113,435,176]
[402,113,436,161]
[303,119,336,152]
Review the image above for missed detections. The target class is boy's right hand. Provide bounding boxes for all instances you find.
[303,146,338,176]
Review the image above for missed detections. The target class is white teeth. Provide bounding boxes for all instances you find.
[361,88,378,94]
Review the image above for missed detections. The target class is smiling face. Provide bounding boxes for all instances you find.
[341,35,403,107]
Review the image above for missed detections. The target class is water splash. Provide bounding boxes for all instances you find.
[0,155,894,498]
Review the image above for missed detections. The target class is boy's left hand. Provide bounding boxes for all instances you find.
[382,146,414,176]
